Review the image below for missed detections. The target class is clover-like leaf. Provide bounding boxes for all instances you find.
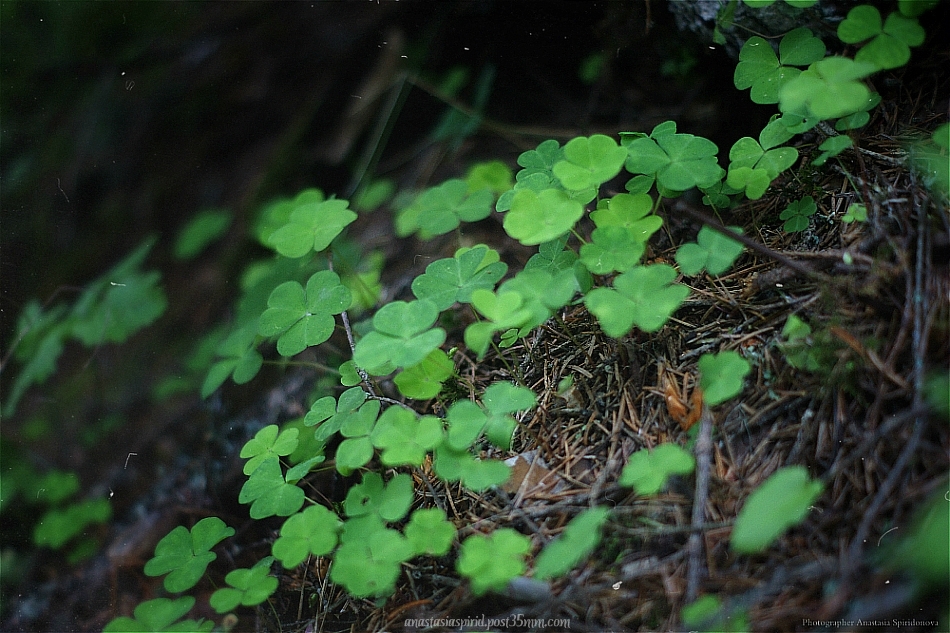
[258,270,351,357]
[352,300,446,373]
[433,443,511,490]
[552,134,628,191]
[812,135,853,167]
[731,466,823,553]
[465,160,514,195]
[619,443,695,496]
[481,382,537,449]
[589,192,662,242]
[335,399,381,475]
[585,264,689,337]
[734,29,825,104]
[343,472,413,523]
[69,238,167,347]
[306,387,367,440]
[675,225,744,276]
[239,458,305,519]
[143,517,235,593]
[698,350,751,406]
[268,198,356,258]
[103,597,212,633]
[725,166,772,200]
[624,122,721,191]
[330,519,413,597]
[240,424,299,476]
[534,507,610,580]
[411,245,508,310]
[405,508,456,556]
[209,557,278,613]
[457,529,531,595]
[838,5,924,70]
[174,209,231,260]
[395,179,494,239]
[779,57,877,120]
[580,227,645,275]
[371,408,444,467]
[33,498,111,549]
[728,137,798,177]
[465,289,534,358]
[272,505,342,568]
[393,348,455,400]
[779,195,817,232]
[525,237,592,294]
[497,268,578,334]
[202,323,263,397]
[503,188,585,246]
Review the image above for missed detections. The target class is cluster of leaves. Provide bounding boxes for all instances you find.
[27,1,931,628]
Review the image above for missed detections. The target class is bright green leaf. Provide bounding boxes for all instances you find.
[405,508,456,556]
[411,245,507,310]
[272,505,342,568]
[143,517,234,593]
[585,264,689,337]
[504,188,585,246]
[370,408,444,467]
[698,350,751,406]
[675,225,744,276]
[393,348,455,399]
[258,270,351,356]
[779,195,817,232]
[457,529,531,595]
[731,466,823,553]
[240,424,299,475]
[174,209,231,260]
[238,458,305,519]
[534,507,610,580]
[343,472,413,523]
[353,300,446,372]
[552,134,628,190]
[619,444,695,495]
[268,198,356,258]
[209,557,278,613]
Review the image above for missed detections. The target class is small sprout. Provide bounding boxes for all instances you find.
[143,517,235,593]
[344,472,413,523]
[393,348,455,399]
[503,188,585,246]
[352,300,446,373]
[457,528,532,595]
[585,264,690,337]
[258,270,351,357]
[411,245,508,311]
[619,444,695,496]
[268,198,357,258]
[405,508,456,556]
[272,505,342,568]
[103,597,212,633]
[698,350,751,406]
[238,458,305,519]
[675,225,744,276]
[209,557,278,613]
[842,202,868,223]
[330,517,413,597]
[202,324,263,397]
[622,121,721,192]
[779,57,877,121]
[371,407,444,467]
[534,507,610,580]
[240,424,299,476]
[837,5,925,70]
[812,136,853,167]
[395,179,494,239]
[338,360,362,386]
[779,195,817,232]
[552,134,628,191]
[174,209,231,260]
[731,466,823,553]
[733,28,825,104]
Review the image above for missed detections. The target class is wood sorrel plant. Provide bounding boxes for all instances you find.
[84,1,946,629]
